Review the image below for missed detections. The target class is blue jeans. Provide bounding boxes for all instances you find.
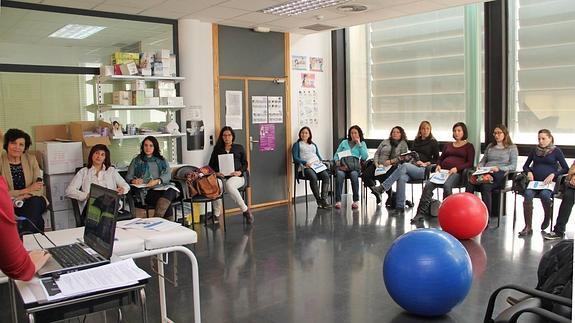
[336,170,359,202]
[523,188,553,203]
[380,163,426,208]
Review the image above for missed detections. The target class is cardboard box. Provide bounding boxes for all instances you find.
[100,65,114,76]
[144,97,160,106]
[112,52,140,65]
[144,88,155,97]
[112,91,131,105]
[36,142,83,175]
[120,62,138,75]
[156,80,175,90]
[159,97,183,106]
[53,209,76,230]
[69,121,111,162]
[131,80,146,91]
[34,124,69,142]
[132,90,145,106]
[45,173,75,211]
[154,88,176,97]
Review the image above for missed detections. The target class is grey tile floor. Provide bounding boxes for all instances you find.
[2,188,573,322]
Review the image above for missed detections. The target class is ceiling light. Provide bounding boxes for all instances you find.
[261,0,351,16]
[49,24,106,39]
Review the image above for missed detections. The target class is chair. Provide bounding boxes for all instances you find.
[238,170,250,224]
[469,170,516,228]
[173,166,226,231]
[69,194,134,227]
[406,164,435,204]
[483,284,572,323]
[292,161,332,207]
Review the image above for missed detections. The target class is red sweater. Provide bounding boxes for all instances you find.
[439,142,475,173]
[0,176,35,281]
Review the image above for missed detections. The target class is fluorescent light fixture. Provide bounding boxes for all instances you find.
[49,24,106,39]
[261,0,350,16]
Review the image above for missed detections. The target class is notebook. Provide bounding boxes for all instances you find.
[37,184,120,277]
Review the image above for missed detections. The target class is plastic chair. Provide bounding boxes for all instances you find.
[293,161,332,207]
[468,170,516,228]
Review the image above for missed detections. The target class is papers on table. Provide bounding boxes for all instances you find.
[310,162,327,173]
[39,259,150,302]
[473,167,492,176]
[429,170,450,185]
[118,218,182,232]
[527,181,556,191]
[218,154,235,176]
[374,165,392,176]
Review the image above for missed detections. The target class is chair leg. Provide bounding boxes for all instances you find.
[293,175,297,205]
[222,197,226,232]
[304,179,308,207]
[512,192,517,230]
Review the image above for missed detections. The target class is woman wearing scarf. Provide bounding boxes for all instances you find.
[126,136,178,221]
[519,129,568,237]
[365,126,409,207]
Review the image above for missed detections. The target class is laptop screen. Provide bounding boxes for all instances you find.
[83,184,119,259]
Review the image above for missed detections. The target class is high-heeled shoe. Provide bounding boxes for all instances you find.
[518,228,533,237]
[410,214,424,224]
[540,215,551,231]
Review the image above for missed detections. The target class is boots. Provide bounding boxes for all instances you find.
[370,186,382,204]
[541,200,552,231]
[519,200,533,237]
[154,197,172,219]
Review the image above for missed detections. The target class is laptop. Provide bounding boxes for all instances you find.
[38,184,120,277]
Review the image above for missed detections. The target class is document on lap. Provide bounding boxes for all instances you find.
[429,170,450,185]
[374,165,392,176]
[337,150,352,158]
[527,181,555,191]
[472,167,492,176]
[218,154,235,176]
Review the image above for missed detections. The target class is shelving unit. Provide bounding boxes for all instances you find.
[112,133,185,140]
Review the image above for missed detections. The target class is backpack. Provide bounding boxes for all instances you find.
[512,172,528,195]
[536,239,573,315]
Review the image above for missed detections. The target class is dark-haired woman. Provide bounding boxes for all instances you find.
[0,129,47,233]
[292,127,331,209]
[333,125,369,210]
[365,126,409,206]
[465,124,517,218]
[411,122,475,223]
[66,144,130,212]
[519,129,568,237]
[126,136,179,221]
[209,126,253,224]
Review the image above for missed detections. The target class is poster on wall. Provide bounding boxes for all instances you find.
[259,124,275,152]
[298,89,319,127]
[310,57,324,72]
[267,96,283,124]
[292,55,307,70]
[225,90,243,130]
[252,96,268,124]
[301,73,315,88]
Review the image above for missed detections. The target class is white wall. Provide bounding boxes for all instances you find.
[178,19,215,166]
[290,31,333,198]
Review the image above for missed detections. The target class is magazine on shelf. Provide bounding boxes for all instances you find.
[429,170,450,185]
[310,162,327,173]
[527,181,555,191]
[374,165,392,176]
[472,167,492,176]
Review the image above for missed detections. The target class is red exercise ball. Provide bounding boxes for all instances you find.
[438,193,488,239]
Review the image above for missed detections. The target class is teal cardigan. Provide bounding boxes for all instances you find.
[333,140,369,161]
[292,141,323,166]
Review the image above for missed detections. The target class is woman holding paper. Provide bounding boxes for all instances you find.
[370,121,439,211]
[364,126,409,206]
[0,128,47,233]
[292,127,331,209]
[519,129,568,237]
[411,122,475,223]
[333,125,369,209]
[126,136,179,221]
[208,126,253,224]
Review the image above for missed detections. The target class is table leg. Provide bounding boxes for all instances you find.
[9,279,19,323]
[157,256,169,322]
[139,288,148,323]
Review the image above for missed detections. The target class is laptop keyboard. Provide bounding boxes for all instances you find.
[49,244,98,268]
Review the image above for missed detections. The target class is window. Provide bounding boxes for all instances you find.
[508,0,575,145]
[348,6,484,141]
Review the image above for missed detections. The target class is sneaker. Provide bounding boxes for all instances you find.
[543,232,564,240]
[318,199,332,209]
[351,202,359,209]
[335,202,342,209]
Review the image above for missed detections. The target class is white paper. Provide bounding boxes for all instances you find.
[472,167,492,176]
[117,218,182,232]
[218,154,235,176]
[429,170,450,184]
[268,96,283,123]
[338,150,352,158]
[374,165,392,176]
[311,162,327,173]
[527,181,556,191]
[225,90,243,130]
[298,89,318,126]
[252,96,268,124]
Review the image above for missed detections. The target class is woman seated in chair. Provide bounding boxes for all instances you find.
[519,129,568,237]
[411,122,475,223]
[66,144,130,213]
[126,136,179,221]
[544,161,575,240]
[0,129,47,233]
[465,124,518,218]
[208,126,253,224]
[292,126,331,209]
[365,126,409,207]
[371,121,439,212]
[333,125,368,210]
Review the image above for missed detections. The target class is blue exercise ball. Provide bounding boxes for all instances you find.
[383,229,473,317]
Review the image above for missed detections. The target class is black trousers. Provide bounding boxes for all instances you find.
[465,170,506,217]
[362,162,396,189]
[554,186,574,235]
[145,188,179,217]
[15,196,47,233]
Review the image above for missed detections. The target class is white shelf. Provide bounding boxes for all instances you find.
[97,75,185,83]
[88,104,185,113]
[112,133,185,140]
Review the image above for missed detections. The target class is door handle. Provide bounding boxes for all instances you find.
[249,136,259,151]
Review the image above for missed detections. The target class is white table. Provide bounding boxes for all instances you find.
[21,218,200,323]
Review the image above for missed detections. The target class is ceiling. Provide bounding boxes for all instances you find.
[7,0,490,34]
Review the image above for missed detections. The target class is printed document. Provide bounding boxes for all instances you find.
[218,154,235,176]
[337,150,352,158]
[430,170,450,185]
[527,181,555,191]
[472,167,492,176]
[374,165,392,176]
[310,162,327,173]
[118,218,181,232]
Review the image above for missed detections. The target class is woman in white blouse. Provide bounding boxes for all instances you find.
[66,144,130,212]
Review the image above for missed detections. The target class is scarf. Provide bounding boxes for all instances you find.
[389,139,399,147]
[535,144,555,157]
[133,155,167,181]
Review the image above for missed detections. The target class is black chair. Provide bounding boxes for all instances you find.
[293,161,332,207]
[468,170,516,228]
[483,284,571,323]
[173,165,226,231]
[406,163,435,205]
[69,194,134,227]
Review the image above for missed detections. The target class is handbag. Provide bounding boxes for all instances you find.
[512,172,529,195]
[469,173,494,185]
[338,156,361,172]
